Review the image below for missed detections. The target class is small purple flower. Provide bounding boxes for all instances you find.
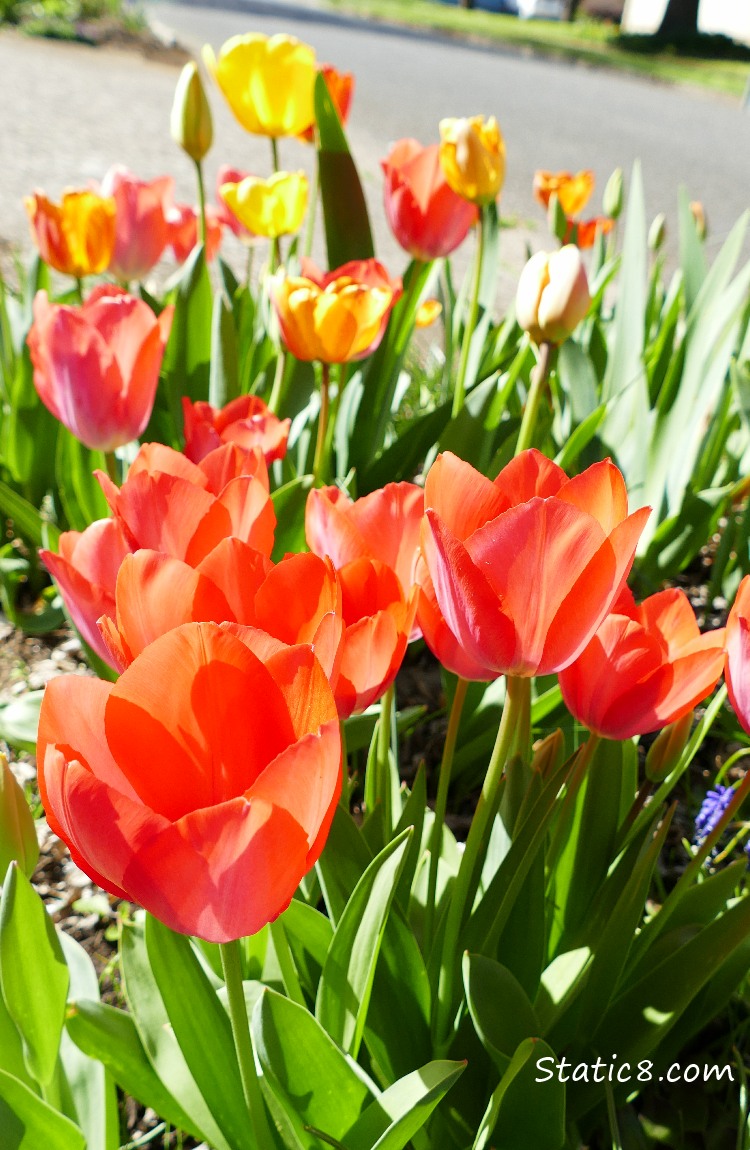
[693,784,734,846]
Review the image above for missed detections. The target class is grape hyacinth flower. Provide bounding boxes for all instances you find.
[693,784,734,847]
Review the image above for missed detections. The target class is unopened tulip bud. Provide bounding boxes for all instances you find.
[648,212,667,252]
[531,729,565,781]
[547,192,568,243]
[603,167,623,220]
[0,754,38,880]
[515,245,591,346]
[690,200,708,240]
[171,61,213,163]
[645,711,694,783]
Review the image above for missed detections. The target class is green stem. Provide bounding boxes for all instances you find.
[270,137,280,174]
[219,940,273,1147]
[303,153,319,261]
[377,682,395,836]
[424,677,468,952]
[545,731,601,879]
[434,675,530,1046]
[104,451,119,484]
[245,244,254,291]
[339,719,349,809]
[312,362,331,482]
[451,208,485,418]
[74,277,85,303]
[268,348,287,414]
[269,918,306,1007]
[270,236,281,273]
[515,340,554,455]
[194,158,207,247]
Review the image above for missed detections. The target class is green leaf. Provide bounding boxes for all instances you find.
[161,242,213,434]
[316,805,373,927]
[0,862,69,1087]
[144,916,253,1150]
[474,1039,565,1150]
[346,1060,465,1150]
[120,920,232,1150]
[316,830,411,1057]
[0,691,44,754]
[315,72,374,268]
[464,953,540,1072]
[0,1067,85,1150]
[253,988,374,1150]
[209,288,240,408]
[66,1000,204,1141]
[54,430,109,532]
[271,475,313,562]
[365,910,432,1082]
[0,480,50,551]
[58,931,118,1150]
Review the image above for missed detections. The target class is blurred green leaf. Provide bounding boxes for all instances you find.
[315,71,373,269]
[0,1067,85,1150]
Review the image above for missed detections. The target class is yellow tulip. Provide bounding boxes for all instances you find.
[271,260,400,364]
[203,33,316,138]
[24,190,116,278]
[515,245,591,347]
[220,172,308,240]
[438,115,505,206]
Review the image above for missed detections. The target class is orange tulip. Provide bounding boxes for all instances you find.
[559,587,725,740]
[24,189,116,278]
[335,559,416,718]
[272,259,401,364]
[38,623,341,942]
[99,547,342,684]
[419,449,649,678]
[183,395,290,465]
[96,442,275,565]
[43,442,273,670]
[381,138,478,261]
[299,63,354,143]
[40,518,132,665]
[100,165,173,282]
[725,575,750,735]
[533,169,595,217]
[563,216,615,249]
[28,286,173,452]
[306,482,423,602]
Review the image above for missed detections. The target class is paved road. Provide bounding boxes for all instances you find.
[1,0,749,299]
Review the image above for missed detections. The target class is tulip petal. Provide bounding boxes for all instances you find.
[196,538,272,621]
[416,568,499,681]
[557,459,629,534]
[104,624,298,820]
[424,453,508,540]
[422,510,516,674]
[493,448,568,506]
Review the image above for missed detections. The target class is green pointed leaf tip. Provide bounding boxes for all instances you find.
[0,754,39,877]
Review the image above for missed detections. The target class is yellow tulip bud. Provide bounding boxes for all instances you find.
[438,115,505,206]
[220,171,308,240]
[203,33,316,138]
[171,61,213,163]
[0,754,39,880]
[515,245,591,346]
[648,212,667,251]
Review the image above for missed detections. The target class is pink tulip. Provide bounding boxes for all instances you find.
[28,286,173,452]
[100,165,173,282]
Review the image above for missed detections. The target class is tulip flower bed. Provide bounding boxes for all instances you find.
[2,27,750,1150]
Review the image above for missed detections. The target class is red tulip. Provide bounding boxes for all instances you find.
[415,555,499,681]
[559,587,725,739]
[40,518,132,665]
[381,138,478,261]
[167,202,224,263]
[183,395,290,466]
[725,575,750,735]
[335,559,416,718]
[100,165,173,282]
[419,449,649,678]
[37,623,341,941]
[28,286,173,451]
